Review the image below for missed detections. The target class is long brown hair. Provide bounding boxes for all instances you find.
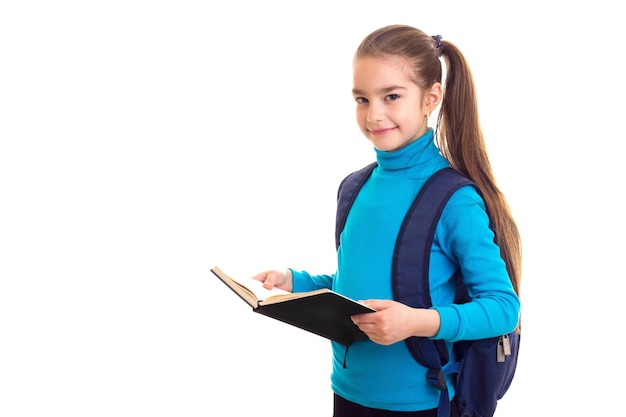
[355,24,522,301]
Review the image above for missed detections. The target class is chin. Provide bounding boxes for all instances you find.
[368,133,409,151]
[372,143,399,152]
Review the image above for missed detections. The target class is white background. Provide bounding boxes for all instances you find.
[1,1,624,416]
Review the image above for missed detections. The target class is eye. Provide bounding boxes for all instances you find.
[385,94,400,101]
[354,96,368,104]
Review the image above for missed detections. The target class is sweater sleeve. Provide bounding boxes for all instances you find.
[290,269,334,293]
[432,185,520,341]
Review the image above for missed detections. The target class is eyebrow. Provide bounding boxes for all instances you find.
[352,85,407,95]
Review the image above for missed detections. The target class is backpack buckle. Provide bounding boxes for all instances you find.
[427,368,446,391]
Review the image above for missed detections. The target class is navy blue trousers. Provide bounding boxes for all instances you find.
[333,394,460,417]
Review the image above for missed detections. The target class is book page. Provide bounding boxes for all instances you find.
[262,288,331,304]
[242,277,291,301]
[212,266,290,307]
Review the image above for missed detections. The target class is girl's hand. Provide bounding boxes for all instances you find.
[351,299,441,345]
[251,269,293,292]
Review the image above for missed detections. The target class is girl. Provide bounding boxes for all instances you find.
[253,24,521,417]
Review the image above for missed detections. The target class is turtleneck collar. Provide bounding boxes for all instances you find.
[374,128,438,172]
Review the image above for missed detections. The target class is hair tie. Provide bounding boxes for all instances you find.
[432,35,443,56]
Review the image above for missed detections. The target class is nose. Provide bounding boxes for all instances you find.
[366,101,383,123]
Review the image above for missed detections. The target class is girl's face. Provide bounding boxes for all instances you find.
[352,55,438,152]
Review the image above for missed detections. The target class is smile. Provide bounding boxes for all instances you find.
[368,127,396,136]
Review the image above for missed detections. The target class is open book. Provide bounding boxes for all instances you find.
[210,266,375,345]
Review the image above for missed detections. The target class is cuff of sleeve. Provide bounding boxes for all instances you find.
[290,268,317,292]
[431,306,461,341]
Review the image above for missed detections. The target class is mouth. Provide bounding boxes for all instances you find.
[368,127,397,136]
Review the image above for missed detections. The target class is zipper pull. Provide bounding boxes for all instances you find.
[497,334,512,363]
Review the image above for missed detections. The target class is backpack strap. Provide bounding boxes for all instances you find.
[335,162,378,249]
[393,167,474,317]
[393,168,474,417]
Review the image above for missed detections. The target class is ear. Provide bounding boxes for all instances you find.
[424,82,443,114]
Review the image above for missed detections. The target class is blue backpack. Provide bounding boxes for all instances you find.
[335,162,520,417]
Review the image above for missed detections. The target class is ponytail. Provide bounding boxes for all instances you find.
[436,41,522,300]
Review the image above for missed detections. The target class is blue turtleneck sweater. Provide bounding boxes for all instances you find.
[291,129,520,411]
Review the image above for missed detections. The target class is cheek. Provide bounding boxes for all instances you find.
[355,108,364,125]
[392,107,413,126]
[356,105,370,119]
[354,110,368,135]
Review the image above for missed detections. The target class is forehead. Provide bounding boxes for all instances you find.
[353,55,414,86]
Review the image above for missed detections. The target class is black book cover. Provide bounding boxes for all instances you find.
[254,292,373,346]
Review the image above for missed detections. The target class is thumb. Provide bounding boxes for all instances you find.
[251,271,273,289]
[361,299,394,311]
